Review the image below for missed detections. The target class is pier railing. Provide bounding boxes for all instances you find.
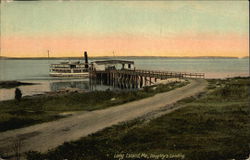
[107,69,205,79]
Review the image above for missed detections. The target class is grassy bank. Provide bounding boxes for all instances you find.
[26,77,250,160]
[0,81,188,132]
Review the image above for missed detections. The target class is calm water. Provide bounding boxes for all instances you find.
[0,58,249,101]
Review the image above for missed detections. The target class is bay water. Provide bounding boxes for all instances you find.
[0,57,249,101]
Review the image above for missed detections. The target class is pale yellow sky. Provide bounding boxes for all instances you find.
[1,1,249,57]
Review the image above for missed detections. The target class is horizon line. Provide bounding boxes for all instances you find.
[0,55,249,59]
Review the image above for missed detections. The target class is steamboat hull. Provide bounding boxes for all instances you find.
[49,72,88,77]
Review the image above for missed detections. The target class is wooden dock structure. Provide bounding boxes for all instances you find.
[89,60,205,89]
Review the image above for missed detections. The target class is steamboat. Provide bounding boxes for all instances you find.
[49,51,89,77]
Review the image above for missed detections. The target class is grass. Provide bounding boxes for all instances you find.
[0,80,188,132]
[25,77,250,160]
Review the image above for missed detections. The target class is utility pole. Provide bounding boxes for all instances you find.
[47,50,50,59]
[47,50,50,63]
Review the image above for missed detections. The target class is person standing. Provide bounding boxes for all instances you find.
[15,88,22,102]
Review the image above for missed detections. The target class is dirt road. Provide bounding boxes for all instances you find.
[0,79,207,156]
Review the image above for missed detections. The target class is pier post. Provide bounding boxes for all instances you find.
[140,76,143,88]
[135,76,138,88]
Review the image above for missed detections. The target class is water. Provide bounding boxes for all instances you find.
[0,57,249,101]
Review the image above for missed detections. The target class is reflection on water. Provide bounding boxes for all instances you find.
[49,81,89,91]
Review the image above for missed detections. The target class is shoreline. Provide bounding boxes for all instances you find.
[0,78,184,102]
[0,76,248,102]
[0,75,248,102]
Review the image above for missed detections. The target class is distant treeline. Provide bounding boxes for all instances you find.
[0,56,247,60]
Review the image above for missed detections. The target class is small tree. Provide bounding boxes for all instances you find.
[15,88,22,102]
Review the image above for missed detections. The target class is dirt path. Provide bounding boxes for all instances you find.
[0,79,207,156]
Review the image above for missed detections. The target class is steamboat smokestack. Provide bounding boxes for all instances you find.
[84,51,88,68]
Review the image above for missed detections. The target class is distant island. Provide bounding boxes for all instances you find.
[0,81,35,89]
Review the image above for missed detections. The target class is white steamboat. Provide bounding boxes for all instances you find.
[49,51,89,77]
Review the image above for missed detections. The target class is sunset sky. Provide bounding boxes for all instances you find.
[0,1,249,57]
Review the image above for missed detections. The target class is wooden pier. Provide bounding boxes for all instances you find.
[89,60,205,89]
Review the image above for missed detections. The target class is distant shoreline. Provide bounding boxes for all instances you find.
[0,56,248,60]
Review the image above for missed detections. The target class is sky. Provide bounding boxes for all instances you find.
[0,1,249,57]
